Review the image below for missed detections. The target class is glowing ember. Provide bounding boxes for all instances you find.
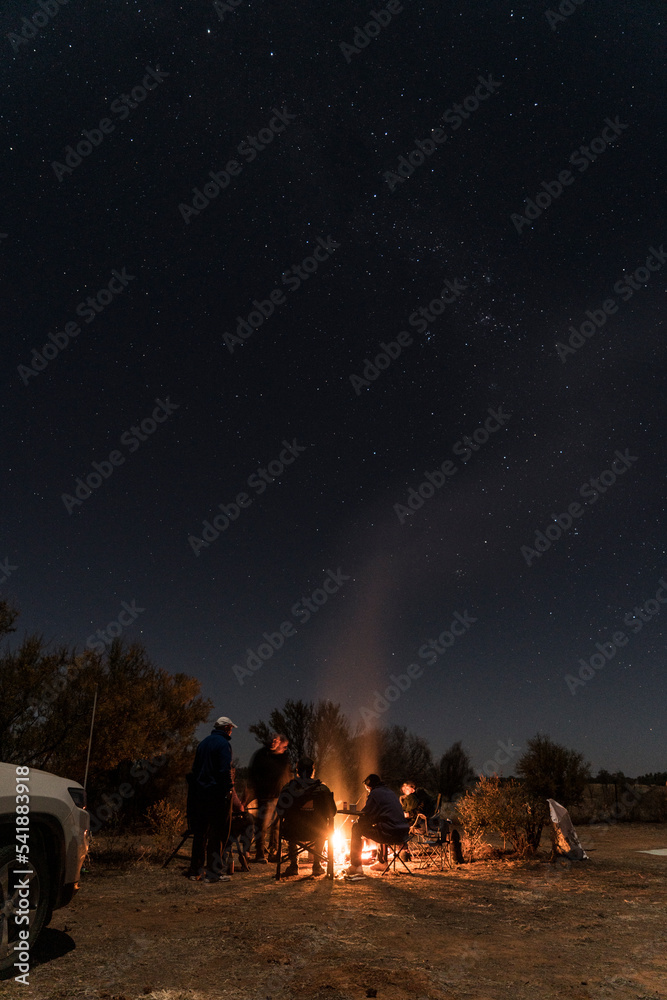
[331,828,348,863]
[331,824,375,865]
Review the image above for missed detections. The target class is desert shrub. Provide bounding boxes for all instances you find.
[146,798,185,863]
[457,775,548,858]
[457,777,492,861]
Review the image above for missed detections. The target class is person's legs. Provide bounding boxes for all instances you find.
[350,816,377,867]
[311,838,325,874]
[205,794,232,880]
[283,839,299,875]
[254,797,276,859]
[266,799,280,858]
[187,795,208,877]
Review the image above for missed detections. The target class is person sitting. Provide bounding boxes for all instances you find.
[346,774,410,879]
[400,781,436,833]
[277,756,336,877]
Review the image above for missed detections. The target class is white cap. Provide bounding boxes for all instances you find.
[214,716,237,729]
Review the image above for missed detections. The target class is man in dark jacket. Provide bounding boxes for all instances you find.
[346,773,410,879]
[277,756,336,877]
[247,733,291,862]
[187,716,236,883]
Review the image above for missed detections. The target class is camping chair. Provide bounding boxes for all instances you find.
[162,828,192,868]
[381,833,413,875]
[275,799,335,881]
[409,820,453,870]
[409,793,442,837]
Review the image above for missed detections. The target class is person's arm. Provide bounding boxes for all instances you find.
[216,739,233,793]
[362,789,380,822]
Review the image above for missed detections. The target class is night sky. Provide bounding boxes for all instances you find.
[1,0,665,777]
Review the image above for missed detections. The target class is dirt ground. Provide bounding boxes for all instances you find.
[2,823,666,1000]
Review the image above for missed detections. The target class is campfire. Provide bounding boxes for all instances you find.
[331,822,375,865]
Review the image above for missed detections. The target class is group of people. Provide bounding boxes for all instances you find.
[185,715,441,883]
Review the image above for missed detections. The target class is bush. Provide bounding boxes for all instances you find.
[457,775,548,858]
[146,798,185,863]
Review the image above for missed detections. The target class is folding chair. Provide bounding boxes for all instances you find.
[381,835,412,875]
[162,828,192,868]
[275,810,334,881]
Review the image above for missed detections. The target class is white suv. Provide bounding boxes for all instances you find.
[0,763,89,975]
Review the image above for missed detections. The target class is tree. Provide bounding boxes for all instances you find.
[436,741,475,800]
[249,699,353,780]
[516,733,591,806]
[636,772,667,785]
[0,602,212,815]
[377,726,434,789]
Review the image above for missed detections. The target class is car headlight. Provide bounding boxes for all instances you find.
[68,786,87,809]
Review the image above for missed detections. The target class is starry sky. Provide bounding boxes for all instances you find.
[1,0,665,777]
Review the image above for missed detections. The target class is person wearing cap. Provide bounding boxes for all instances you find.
[187,716,237,883]
[345,774,410,880]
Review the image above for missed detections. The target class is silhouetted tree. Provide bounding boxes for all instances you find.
[249,698,353,781]
[437,741,475,800]
[636,772,667,785]
[516,733,590,806]
[377,725,434,790]
[0,603,211,814]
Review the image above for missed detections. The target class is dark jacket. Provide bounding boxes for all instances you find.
[277,776,336,842]
[363,785,410,838]
[191,729,233,795]
[401,788,436,820]
[248,745,292,800]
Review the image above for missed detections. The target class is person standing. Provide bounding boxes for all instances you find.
[187,716,236,883]
[247,733,291,862]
